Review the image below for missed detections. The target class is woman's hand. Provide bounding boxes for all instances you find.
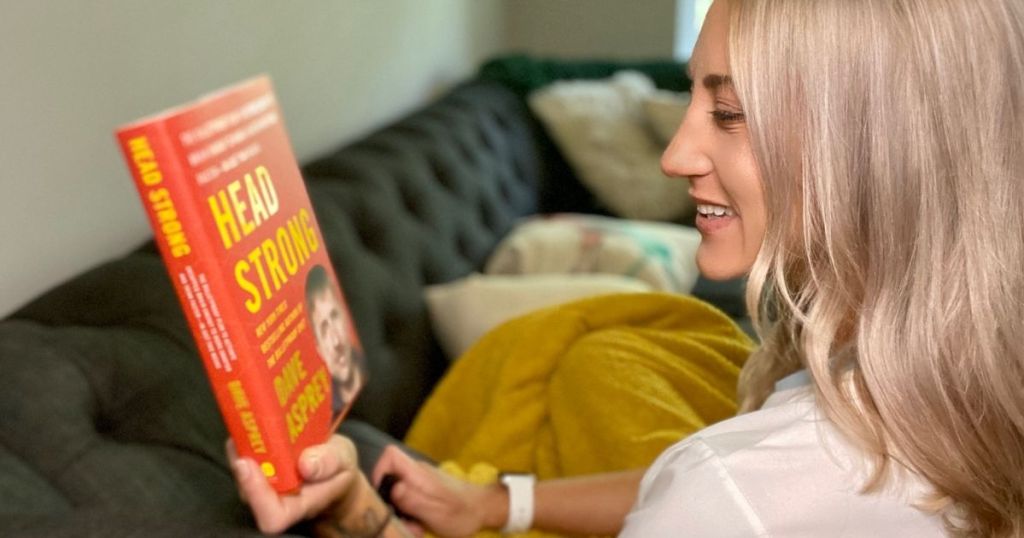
[228,435,365,535]
[372,445,507,538]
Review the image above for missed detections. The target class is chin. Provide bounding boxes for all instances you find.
[696,253,749,281]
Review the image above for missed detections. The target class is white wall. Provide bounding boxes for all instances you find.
[674,0,713,60]
[504,0,678,59]
[0,0,504,316]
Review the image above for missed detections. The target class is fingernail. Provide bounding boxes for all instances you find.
[233,459,250,480]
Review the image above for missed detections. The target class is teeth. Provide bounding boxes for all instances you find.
[696,204,735,217]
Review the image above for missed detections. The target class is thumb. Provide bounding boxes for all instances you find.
[299,435,358,482]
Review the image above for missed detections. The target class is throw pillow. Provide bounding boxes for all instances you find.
[484,213,702,294]
[425,273,652,360]
[529,71,693,221]
[642,89,691,146]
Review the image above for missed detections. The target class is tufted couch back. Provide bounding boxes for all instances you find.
[0,78,602,535]
[301,80,601,436]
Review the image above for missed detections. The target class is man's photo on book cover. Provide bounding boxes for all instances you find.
[304,264,366,419]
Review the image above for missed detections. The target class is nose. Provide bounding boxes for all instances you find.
[660,107,713,182]
[329,327,343,348]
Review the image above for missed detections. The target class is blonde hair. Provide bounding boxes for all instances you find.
[727,0,1024,535]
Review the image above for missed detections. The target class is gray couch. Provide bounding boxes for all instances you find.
[0,56,743,537]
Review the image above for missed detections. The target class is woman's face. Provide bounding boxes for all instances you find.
[663,0,766,280]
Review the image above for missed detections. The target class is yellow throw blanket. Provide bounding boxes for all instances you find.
[405,293,754,537]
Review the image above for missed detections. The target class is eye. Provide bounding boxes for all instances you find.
[710,109,746,128]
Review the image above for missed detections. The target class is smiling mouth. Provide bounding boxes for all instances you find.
[696,204,736,218]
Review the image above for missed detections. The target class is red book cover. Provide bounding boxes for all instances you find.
[115,76,366,493]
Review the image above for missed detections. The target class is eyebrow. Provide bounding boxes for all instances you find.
[702,74,733,91]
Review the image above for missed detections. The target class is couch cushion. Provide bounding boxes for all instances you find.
[4,253,254,528]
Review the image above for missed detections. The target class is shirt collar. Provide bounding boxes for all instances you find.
[758,369,814,409]
[774,369,811,392]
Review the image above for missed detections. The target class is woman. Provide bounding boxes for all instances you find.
[232,0,1024,535]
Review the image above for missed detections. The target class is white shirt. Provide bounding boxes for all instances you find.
[620,371,945,537]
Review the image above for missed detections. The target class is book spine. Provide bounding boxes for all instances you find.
[117,123,301,492]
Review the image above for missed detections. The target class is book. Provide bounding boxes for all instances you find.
[115,76,366,493]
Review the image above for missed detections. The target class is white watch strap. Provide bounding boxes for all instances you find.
[500,473,535,534]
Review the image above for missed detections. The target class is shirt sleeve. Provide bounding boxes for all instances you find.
[619,438,769,537]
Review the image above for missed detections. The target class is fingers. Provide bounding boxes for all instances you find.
[386,469,487,538]
[231,458,302,534]
[403,520,426,538]
[372,445,419,485]
[388,472,445,523]
[370,450,491,538]
[292,435,362,519]
[225,440,253,504]
[228,435,364,535]
[373,446,460,515]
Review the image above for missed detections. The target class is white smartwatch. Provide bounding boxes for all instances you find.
[499,472,536,534]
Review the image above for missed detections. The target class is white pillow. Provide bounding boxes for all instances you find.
[425,273,652,360]
[484,214,702,295]
[529,71,693,221]
[642,90,691,146]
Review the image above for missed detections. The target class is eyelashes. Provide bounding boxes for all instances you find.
[709,94,745,130]
[710,109,746,128]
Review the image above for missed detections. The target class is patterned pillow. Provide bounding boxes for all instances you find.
[484,214,701,294]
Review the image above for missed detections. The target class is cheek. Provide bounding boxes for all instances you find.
[695,150,767,279]
[739,183,767,254]
[724,151,766,239]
